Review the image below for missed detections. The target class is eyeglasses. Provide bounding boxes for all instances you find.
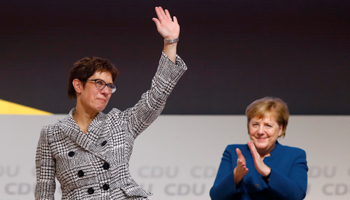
[87,79,117,93]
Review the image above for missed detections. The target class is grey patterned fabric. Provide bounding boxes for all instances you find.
[35,52,187,200]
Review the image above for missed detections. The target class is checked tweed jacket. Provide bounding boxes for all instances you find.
[35,52,187,200]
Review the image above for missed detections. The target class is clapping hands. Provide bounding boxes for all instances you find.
[234,141,271,185]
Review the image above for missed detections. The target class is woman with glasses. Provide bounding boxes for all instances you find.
[35,7,186,200]
[210,97,308,200]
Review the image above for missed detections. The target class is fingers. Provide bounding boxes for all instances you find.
[248,141,258,156]
[165,9,172,20]
[248,141,260,164]
[234,148,249,185]
[247,141,253,149]
[236,148,246,164]
[235,158,249,173]
[155,6,174,22]
[152,17,159,24]
[153,6,180,40]
[152,18,161,27]
[154,7,163,21]
[236,148,242,156]
[247,141,270,175]
[155,6,166,21]
[237,159,247,170]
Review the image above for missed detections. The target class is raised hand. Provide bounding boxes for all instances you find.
[234,148,249,185]
[247,141,271,176]
[152,6,180,40]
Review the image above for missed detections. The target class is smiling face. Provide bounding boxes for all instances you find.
[248,112,282,156]
[75,71,113,114]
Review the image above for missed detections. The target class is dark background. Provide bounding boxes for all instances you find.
[1,0,349,114]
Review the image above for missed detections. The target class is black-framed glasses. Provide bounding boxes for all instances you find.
[87,79,117,93]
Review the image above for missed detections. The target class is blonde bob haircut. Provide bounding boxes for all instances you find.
[245,97,289,138]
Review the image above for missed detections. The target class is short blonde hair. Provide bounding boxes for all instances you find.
[245,97,289,138]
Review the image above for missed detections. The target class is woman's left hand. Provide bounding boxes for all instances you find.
[247,141,271,176]
[152,6,180,40]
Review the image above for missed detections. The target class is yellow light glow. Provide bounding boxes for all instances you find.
[0,99,52,115]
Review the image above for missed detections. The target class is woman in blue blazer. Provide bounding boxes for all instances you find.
[210,97,308,200]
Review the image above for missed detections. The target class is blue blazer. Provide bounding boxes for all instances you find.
[210,142,308,200]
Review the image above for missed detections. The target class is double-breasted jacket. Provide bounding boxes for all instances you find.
[35,52,187,199]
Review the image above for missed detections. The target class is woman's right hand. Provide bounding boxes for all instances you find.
[234,148,249,185]
[152,6,179,63]
[152,6,179,41]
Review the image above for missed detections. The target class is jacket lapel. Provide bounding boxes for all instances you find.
[57,108,111,163]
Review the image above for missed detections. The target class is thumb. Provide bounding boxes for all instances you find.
[152,18,161,28]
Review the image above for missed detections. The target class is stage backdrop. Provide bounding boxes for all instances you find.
[1,114,349,199]
[1,0,350,115]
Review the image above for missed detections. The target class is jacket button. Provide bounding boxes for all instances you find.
[255,184,259,188]
[68,151,75,157]
[103,183,110,190]
[87,188,94,194]
[77,170,84,177]
[101,141,107,146]
[103,162,110,170]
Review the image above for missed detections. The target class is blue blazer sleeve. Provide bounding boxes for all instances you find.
[210,145,241,200]
[267,148,308,199]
